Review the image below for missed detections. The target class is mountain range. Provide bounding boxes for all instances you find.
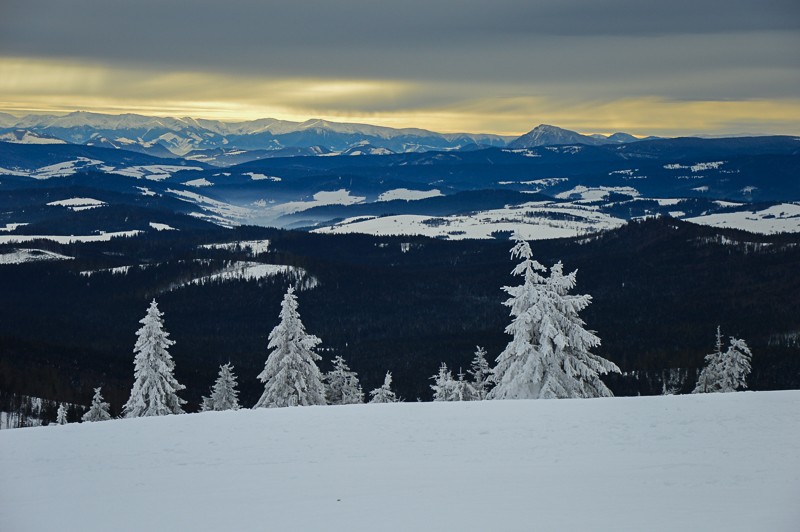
[0,111,658,161]
[1,108,798,244]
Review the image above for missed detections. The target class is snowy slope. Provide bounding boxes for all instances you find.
[685,203,800,234]
[314,201,624,240]
[1,392,797,532]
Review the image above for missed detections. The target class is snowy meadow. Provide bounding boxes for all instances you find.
[2,391,798,532]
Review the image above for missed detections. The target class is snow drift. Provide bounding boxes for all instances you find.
[1,392,798,532]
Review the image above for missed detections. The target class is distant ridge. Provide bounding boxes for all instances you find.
[0,111,661,157]
[0,111,515,156]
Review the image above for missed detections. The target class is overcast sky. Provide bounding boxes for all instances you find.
[0,0,798,135]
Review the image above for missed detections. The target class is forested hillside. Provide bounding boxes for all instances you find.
[1,218,798,414]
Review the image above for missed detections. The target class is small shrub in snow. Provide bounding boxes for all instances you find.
[82,388,111,422]
[324,355,364,405]
[201,363,241,411]
[55,403,68,425]
[369,371,399,403]
[693,327,753,393]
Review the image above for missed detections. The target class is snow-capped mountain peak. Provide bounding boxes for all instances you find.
[507,124,607,149]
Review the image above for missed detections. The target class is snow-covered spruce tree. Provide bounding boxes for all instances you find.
[254,287,326,408]
[56,403,68,425]
[202,363,241,411]
[488,240,620,400]
[369,371,399,403]
[82,387,111,422]
[324,355,364,405]
[693,326,725,394]
[719,337,753,392]
[694,330,753,393]
[431,363,457,401]
[468,346,492,400]
[122,299,186,418]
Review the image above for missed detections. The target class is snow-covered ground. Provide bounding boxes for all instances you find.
[555,185,640,202]
[111,165,203,181]
[244,172,281,182]
[149,222,177,231]
[270,189,366,216]
[0,248,73,264]
[1,392,797,532]
[199,239,271,255]
[182,178,213,187]
[46,197,107,211]
[0,230,141,245]
[315,201,624,240]
[166,189,252,221]
[0,222,29,232]
[377,188,443,202]
[173,261,317,290]
[686,203,800,234]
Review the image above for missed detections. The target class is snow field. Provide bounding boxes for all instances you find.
[686,203,800,234]
[376,188,443,202]
[1,392,798,532]
[0,230,142,245]
[314,201,624,240]
[0,248,73,264]
[46,197,107,211]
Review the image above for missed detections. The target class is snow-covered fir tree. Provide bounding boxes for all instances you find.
[202,363,241,411]
[693,329,753,393]
[82,387,111,422]
[254,287,326,408]
[55,403,68,425]
[324,355,364,405]
[369,371,399,403]
[468,346,492,400]
[122,299,186,418]
[430,363,456,401]
[488,240,620,400]
[720,337,753,392]
[693,326,725,393]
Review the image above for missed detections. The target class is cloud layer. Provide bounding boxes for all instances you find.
[0,0,798,134]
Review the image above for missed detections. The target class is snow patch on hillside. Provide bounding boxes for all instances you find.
[149,222,177,231]
[173,261,316,290]
[686,203,800,234]
[244,172,281,182]
[555,186,640,202]
[47,197,106,211]
[111,165,203,181]
[0,130,66,144]
[1,392,797,532]
[0,230,142,245]
[0,223,28,232]
[199,240,271,255]
[270,189,365,215]
[377,188,443,202]
[182,178,213,187]
[0,248,73,264]
[167,189,251,221]
[315,201,624,240]
[29,158,107,179]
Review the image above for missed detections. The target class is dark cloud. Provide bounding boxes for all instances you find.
[0,0,798,133]
[1,1,797,74]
